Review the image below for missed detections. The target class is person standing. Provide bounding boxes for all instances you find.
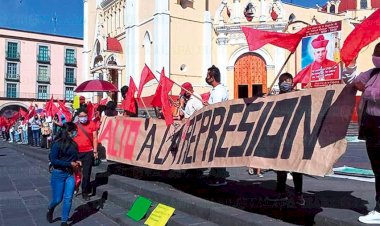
[342,43,380,224]
[178,82,203,119]
[73,107,98,201]
[46,122,80,226]
[266,73,305,206]
[204,65,229,186]
[30,115,41,146]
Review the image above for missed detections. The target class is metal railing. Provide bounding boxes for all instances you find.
[5,73,20,81]
[6,51,20,61]
[37,54,50,63]
[65,57,77,66]
[37,75,50,83]
[0,92,65,100]
[64,76,76,85]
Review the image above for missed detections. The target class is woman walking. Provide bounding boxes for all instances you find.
[46,122,81,226]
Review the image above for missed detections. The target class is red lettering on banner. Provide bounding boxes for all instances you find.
[98,119,115,156]
[122,120,142,160]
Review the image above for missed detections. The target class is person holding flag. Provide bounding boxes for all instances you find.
[342,42,380,224]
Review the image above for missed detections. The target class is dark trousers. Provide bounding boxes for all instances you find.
[366,125,380,212]
[41,135,49,148]
[32,129,40,146]
[28,128,33,145]
[209,168,228,179]
[276,171,303,195]
[78,152,94,195]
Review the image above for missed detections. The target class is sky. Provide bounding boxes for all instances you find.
[0,0,327,38]
[0,0,83,38]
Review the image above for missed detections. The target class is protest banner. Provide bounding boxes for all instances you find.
[99,84,356,176]
[301,21,342,88]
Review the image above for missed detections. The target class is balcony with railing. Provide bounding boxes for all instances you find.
[65,57,77,66]
[0,92,65,100]
[37,75,50,83]
[64,76,77,85]
[6,51,20,61]
[5,73,20,81]
[37,54,50,64]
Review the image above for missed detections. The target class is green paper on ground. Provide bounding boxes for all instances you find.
[144,203,175,226]
[126,196,152,221]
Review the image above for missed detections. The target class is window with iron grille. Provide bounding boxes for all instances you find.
[7,62,17,78]
[65,87,74,101]
[65,49,75,64]
[6,83,17,98]
[38,46,49,61]
[7,42,18,59]
[37,85,48,99]
[38,65,49,81]
[65,68,75,83]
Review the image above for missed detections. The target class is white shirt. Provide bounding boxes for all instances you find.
[208,84,229,104]
[183,93,203,118]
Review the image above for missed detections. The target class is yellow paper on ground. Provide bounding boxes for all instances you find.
[144,203,175,226]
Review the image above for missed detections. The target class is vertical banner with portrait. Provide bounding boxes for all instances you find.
[301,21,342,88]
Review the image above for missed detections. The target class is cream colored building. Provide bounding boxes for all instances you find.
[83,0,378,103]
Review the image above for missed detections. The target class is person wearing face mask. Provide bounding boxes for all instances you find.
[72,107,98,201]
[342,43,380,224]
[266,73,305,206]
[204,65,230,186]
[47,122,81,226]
[30,114,41,146]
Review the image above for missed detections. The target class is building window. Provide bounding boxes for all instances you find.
[7,62,17,78]
[330,5,335,13]
[65,68,76,84]
[65,87,74,101]
[38,65,49,82]
[361,0,368,9]
[65,49,76,65]
[38,45,50,63]
[37,85,48,99]
[7,42,19,60]
[6,83,17,98]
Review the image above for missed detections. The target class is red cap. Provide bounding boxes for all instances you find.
[180,82,193,95]
[79,96,85,104]
[311,35,329,49]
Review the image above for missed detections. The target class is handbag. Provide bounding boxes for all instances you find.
[77,123,101,167]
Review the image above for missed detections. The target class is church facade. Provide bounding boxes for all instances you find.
[83,0,378,102]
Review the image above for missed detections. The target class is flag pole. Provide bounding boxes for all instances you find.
[267,51,294,95]
[154,71,204,102]
[139,97,152,118]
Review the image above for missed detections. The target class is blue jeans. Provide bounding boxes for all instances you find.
[23,130,28,144]
[32,129,40,146]
[49,169,75,223]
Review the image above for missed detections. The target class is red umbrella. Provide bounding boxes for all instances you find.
[74,80,119,92]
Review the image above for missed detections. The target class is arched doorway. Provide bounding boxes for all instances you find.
[0,103,27,118]
[234,53,267,98]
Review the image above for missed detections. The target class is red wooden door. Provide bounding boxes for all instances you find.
[234,53,267,98]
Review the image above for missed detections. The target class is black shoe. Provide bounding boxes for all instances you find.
[46,208,54,223]
[295,194,305,206]
[82,193,90,201]
[61,222,69,226]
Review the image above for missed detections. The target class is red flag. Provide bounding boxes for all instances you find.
[151,68,174,126]
[87,102,94,120]
[242,26,307,53]
[293,64,313,87]
[99,98,108,105]
[19,107,28,118]
[57,100,72,122]
[122,77,138,114]
[45,96,59,117]
[341,9,380,66]
[200,92,211,103]
[137,64,156,98]
[27,103,36,121]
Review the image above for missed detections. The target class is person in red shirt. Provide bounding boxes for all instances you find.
[73,107,98,201]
